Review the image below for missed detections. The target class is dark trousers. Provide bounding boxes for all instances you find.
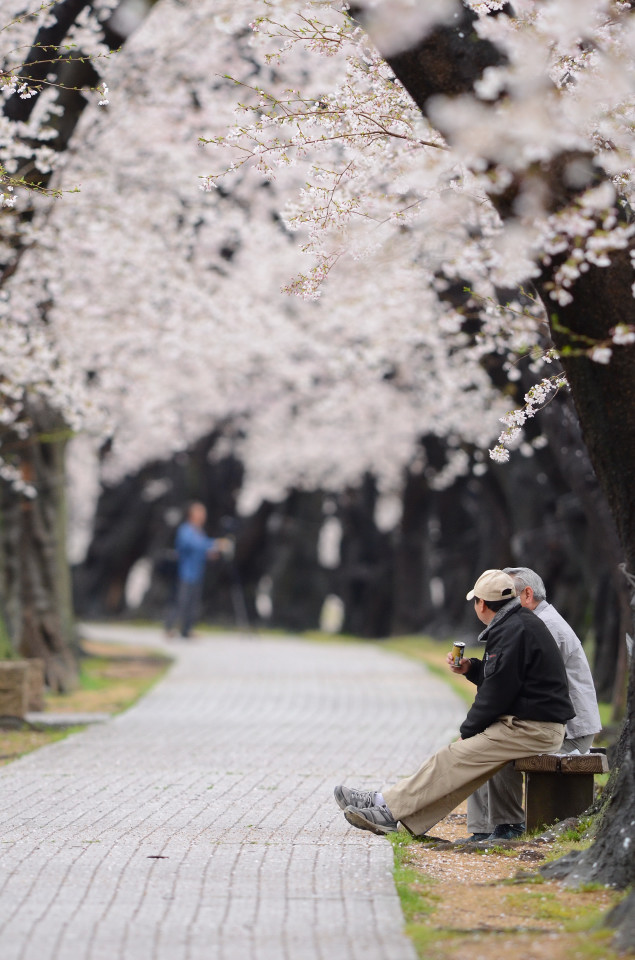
[166,579,203,637]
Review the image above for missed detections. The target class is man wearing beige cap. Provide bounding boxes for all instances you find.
[334,569,574,838]
[463,566,602,841]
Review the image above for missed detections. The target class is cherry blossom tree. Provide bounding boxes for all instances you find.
[0,0,148,685]
[4,2,515,512]
[2,0,527,686]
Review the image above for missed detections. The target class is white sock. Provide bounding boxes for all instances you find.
[374,791,386,807]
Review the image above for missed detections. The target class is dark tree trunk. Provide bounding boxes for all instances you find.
[592,572,623,702]
[542,658,634,898]
[266,490,330,631]
[391,468,433,635]
[337,475,394,637]
[534,394,630,711]
[0,406,78,691]
[538,251,635,586]
[538,255,635,894]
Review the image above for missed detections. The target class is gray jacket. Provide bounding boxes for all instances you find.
[533,601,602,739]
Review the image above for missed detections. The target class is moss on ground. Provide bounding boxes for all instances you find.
[387,810,630,959]
[391,834,440,921]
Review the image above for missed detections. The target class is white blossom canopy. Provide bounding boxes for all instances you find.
[1,0,633,512]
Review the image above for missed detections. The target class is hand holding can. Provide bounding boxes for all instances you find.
[447,642,469,673]
[452,641,465,666]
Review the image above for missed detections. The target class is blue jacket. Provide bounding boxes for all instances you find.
[175,522,216,583]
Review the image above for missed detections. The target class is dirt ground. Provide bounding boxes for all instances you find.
[398,802,627,960]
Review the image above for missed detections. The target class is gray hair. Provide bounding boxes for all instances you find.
[503,566,547,602]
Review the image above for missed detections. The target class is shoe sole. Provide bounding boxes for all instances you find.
[333,786,348,811]
[343,807,398,835]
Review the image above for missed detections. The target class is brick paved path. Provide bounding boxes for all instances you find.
[0,628,465,960]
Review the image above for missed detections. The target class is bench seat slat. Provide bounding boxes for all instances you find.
[514,754,608,774]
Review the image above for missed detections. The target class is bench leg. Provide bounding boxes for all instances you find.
[524,773,595,831]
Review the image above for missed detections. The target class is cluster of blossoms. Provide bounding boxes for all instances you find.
[1,79,36,100]
[205,0,635,465]
[0,0,117,207]
[203,10,447,299]
[490,375,568,463]
[1,0,634,541]
[541,186,635,307]
[1,0,512,535]
[1,184,16,207]
[0,0,120,485]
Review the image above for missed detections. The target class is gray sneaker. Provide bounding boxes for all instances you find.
[344,804,399,835]
[334,785,376,811]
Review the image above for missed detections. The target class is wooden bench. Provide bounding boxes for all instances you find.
[0,660,46,719]
[513,752,609,831]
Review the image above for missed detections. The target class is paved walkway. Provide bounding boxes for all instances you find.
[0,627,465,960]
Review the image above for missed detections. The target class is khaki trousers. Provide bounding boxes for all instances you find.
[383,716,565,837]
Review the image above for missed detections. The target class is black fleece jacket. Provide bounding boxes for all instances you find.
[460,600,575,739]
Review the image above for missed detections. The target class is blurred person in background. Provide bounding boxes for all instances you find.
[165,502,229,639]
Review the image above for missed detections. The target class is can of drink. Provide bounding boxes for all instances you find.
[452,641,466,667]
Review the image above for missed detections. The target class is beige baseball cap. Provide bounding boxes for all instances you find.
[466,569,516,602]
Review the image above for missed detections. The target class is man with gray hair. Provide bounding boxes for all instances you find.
[464,565,602,841]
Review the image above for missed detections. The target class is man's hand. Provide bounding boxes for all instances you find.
[207,538,232,559]
[446,651,470,675]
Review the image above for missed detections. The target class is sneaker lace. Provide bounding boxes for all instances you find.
[350,788,374,806]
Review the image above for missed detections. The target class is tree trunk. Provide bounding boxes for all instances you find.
[391,468,433,635]
[542,647,634,894]
[537,255,635,893]
[533,392,630,709]
[266,490,330,631]
[338,475,394,637]
[0,406,78,692]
